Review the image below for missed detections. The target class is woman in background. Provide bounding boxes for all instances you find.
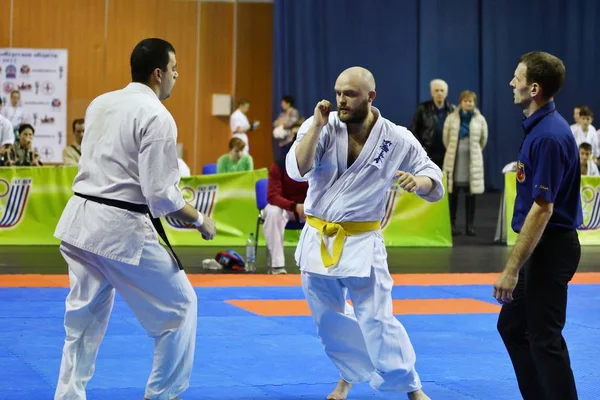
[443,90,488,236]
[272,95,300,148]
[0,123,42,166]
[217,137,254,173]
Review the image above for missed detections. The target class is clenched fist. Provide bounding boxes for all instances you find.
[313,100,332,127]
[395,171,419,193]
[197,215,216,241]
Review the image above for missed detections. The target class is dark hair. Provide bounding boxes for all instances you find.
[228,137,246,151]
[72,118,84,131]
[580,142,593,152]
[18,123,35,135]
[579,106,594,119]
[130,38,175,83]
[275,119,305,169]
[238,99,250,107]
[0,97,2,106]
[518,51,566,99]
[281,95,295,107]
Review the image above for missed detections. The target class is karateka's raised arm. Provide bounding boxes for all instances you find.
[286,100,329,181]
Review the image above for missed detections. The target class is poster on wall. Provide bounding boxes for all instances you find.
[0,48,68,163]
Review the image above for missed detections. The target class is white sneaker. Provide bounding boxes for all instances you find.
[271,267,287,275]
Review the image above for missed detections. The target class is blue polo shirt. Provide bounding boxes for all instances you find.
[512,101,583,233]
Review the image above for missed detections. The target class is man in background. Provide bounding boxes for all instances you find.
[579,142,598,176]
[263,139,308,275]
[62,118,84,165]
[0,98,15,156]
[1,90,27,130]
[409,79,455,168]
[230,99,259,155]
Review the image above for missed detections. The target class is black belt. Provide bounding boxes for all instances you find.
[74,192,183,270]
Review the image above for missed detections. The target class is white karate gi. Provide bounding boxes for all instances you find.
[571,123,599,158]
[0,113,14,146]
[53,83,197,400]
[584,159,599,176]
[178,157,191,178]
[229,109,250,154]
[1,105,26,129]
[286,108,444,393]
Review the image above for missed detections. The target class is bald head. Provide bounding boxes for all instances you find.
[334,67,376,124]
[336,66,376,92]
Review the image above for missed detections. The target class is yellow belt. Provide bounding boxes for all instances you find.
[306,215,381,268]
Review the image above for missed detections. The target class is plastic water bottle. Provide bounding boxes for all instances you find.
[245,233,256,272]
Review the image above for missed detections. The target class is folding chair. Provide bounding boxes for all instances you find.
[202,163,217,175]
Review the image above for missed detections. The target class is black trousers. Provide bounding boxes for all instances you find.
[430,153,444,170]
[497,228,580,400]
[449,186,475,228]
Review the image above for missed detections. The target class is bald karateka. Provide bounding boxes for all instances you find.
[53,38,216,400]
[287,67,443,400]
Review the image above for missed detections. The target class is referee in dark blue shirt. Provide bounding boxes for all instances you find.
[494,51,582,400]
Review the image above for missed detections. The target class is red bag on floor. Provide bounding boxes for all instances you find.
[215,250,246,272]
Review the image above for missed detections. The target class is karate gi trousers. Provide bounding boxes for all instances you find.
[301,244,422,393]
[54,230,197,400]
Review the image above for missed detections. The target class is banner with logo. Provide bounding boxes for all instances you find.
[504,172,600,245]
[0,167,74,242]
[378,182,452,246]
[0,48,68,163]
[0,167,451,247]
[162,177,451,247]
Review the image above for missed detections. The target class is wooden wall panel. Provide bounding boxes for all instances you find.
[235,2,274,169]
[106,0,200,170]
[0,0,10,47]
[6,0,275,172]
[156,0,199,169]
[11,0,106,146]
[196,1,234,173]
[105,0,161,92]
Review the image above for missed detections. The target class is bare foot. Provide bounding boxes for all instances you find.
[326,378,352,400]
[407,389,431,400]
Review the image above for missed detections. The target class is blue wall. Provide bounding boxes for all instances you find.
[273,0,600,189]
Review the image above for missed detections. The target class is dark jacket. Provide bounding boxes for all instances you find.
[409,99,456,157]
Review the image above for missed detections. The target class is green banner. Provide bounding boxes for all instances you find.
[0,166,76,244]
[0,166,451,247]
[378,181,452,246]
[504,172,600,245]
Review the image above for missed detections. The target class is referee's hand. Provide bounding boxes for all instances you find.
[493,270,519,304]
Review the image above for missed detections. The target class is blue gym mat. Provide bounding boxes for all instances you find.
[0,284,598,399]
